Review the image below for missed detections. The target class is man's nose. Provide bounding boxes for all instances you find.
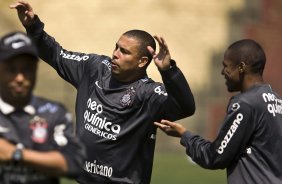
[113,49,120,58]
[14,73,25,82]
[221,68,224,75]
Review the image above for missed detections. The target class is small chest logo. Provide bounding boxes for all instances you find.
[29,116,48,143]
[120,87,136,107]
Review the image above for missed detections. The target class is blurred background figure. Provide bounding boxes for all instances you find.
[0,31,85,184]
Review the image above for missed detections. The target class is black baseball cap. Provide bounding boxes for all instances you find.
[0,31,38,62]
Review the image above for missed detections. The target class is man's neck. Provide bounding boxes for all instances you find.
[0,95,31,109]
[241,75,264,92]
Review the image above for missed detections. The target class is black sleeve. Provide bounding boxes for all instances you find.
[25,15,98,88]
[158,61,195,120]
[180,101,254,169]
[0,121,20,144]
[50,106,86,178]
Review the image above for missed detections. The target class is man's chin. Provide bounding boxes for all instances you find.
[11,92,29,99]
[111,70,120,77]
[227,87,239,93]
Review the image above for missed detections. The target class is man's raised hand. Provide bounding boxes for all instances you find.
[147,36,172,71]
[10,1,35,26]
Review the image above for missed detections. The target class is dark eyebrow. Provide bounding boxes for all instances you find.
[116,43,131,54]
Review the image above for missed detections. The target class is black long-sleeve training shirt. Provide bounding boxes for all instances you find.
[26,16,195,184]
[0,96,85,184]
[181,84,282,184]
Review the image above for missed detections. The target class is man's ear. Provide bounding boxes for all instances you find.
[238,62,246,73]
[138,56,149,68]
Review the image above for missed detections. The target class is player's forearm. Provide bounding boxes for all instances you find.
[160,62,195,117]
[25,15,61,69]
[180,131,226,169]
[25,15,87,88]
[22,149,68,177]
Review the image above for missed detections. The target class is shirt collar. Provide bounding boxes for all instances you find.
[0,97,36,115]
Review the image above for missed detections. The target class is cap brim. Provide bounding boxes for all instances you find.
[0,47,38,61]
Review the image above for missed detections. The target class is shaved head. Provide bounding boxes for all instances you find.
[123,30,156,63]
[225,39,266,75]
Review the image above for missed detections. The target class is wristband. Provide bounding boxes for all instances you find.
[12,143,24,163]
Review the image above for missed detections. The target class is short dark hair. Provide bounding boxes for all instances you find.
[226,39,266,75]
[123,30,156,64]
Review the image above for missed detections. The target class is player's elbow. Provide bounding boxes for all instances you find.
[195,160,228,170]
[199,158,230,170]
[183,102,196,117]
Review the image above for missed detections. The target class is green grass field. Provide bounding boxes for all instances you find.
[151,153,226,184]
[61,153,226,184]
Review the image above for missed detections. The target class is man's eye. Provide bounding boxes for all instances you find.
[121,49,129,54]
[120,49,125,53]
[7,67,17,73]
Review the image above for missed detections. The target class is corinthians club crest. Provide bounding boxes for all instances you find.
[120,87,136,107]
[29,116,48,143]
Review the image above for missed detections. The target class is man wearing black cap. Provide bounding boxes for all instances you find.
[0,31,85,184]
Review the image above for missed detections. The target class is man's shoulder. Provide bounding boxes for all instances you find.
[83,55,112,75]
[88,55,111,65]
[33,96,67,114]
[231,84,277,110]
[136,78,167,98]
[137,77,163,89]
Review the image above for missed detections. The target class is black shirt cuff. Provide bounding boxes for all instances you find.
[159,59,179,81]
[25,15,45,36]
[180,131,194,147]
